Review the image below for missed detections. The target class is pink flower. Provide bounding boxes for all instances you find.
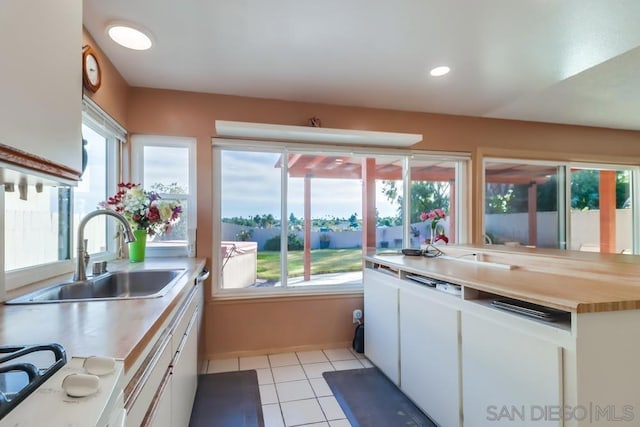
[420,212,428,221]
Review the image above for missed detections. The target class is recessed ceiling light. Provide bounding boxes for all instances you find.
[107,24,152,50]
[429,66,450,77]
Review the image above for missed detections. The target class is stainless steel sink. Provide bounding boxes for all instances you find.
[5,269,186,304]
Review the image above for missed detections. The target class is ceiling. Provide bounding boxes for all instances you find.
[83,1,640,131]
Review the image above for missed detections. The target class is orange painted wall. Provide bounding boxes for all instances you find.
[205,294,363,358]
[82,28,130,128]
[83,51,640,357]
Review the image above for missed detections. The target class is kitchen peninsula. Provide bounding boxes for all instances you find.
[364,245,640,427]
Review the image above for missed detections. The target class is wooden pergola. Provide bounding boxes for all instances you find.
[275,155,620,280]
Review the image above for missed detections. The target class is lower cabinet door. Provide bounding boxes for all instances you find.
[461,312,563,427]
[364,269,400,385]
[146,371,172,427]
[399,288,461,427]
[172,309,199,427]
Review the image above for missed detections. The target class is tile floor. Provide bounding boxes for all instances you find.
[206,348,374,427]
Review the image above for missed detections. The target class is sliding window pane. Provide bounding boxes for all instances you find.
[484,161,559,248]
[409,159,456,247]
[287,153,363,287]
[376,156,403,249]
[74,124,107,255]
[220,150,281,288]
[570,168,632,254]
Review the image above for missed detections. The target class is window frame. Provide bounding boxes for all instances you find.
[3,116,120,291]
[131,135,197,258]
[482,157,639,253]
[212,138,470,298]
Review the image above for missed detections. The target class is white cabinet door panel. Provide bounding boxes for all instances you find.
[172,309,199,427]
[364,269,400,385]
[462,312,563,427]
[400,288,461,427]
[0,0,82,172]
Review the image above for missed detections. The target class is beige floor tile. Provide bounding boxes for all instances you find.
[318,396,346,420]
[331,360,364,371]
[272,365,307,383]
[262,403,285,427]
[206,358,238,373]
[329,419,352,427]
[260,383,278,405]
[309,377,333,397]
[269,352,300,367]
[256,368,275,385]
[281,398,326,426]
[275,379,315,402]
[297,350,329,364]
[323,348,356,361]
[240,355,270,370]
[302,362,335,379]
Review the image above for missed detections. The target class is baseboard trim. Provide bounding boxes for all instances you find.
[206,341,353,360]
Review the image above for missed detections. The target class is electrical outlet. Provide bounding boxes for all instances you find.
[353,309,363,324]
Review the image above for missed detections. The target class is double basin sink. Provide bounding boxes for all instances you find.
[6,269,185,304]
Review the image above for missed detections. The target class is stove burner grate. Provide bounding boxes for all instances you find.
[0,344,66,420]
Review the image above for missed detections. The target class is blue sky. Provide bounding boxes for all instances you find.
[220,151,397,219]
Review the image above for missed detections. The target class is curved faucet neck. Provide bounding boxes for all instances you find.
[73,209,136,282]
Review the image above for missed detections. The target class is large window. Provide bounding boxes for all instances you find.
[214,141,468,294]
[4,112,121,290]
[483,159,637,254]
[132,135,197,256]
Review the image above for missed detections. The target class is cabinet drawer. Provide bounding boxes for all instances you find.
[126,336,173,427]
[172,288,198,354]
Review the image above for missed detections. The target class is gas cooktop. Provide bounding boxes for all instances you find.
[0,343,66,420]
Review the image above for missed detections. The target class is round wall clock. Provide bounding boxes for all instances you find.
[82,46,102,92]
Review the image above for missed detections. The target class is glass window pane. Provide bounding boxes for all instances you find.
[142,145,190,246]
[143,146,190,193]
[5,184,68,270]
[376,156,403,249]
[409,159,456,247]
[74,124,107,255]
[484,161,559,248]
[220,150,281,288]
[570,168,632,254]
[287,153,363,287]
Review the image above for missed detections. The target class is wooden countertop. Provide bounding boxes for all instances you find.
[365,247,640,313]
[0,258,205,371]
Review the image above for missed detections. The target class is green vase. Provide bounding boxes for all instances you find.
[128,229,148,262]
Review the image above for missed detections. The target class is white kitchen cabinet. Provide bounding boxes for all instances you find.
[146,371,172,427]
[0,0,82,174]
[399,285,461,427]
[128,283,201,427]
[364,268,400,385]
[172,309,199,426]
[461,311,563,427]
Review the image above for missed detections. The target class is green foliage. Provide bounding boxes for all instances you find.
[381,180,450,223]
[263,233,304,251]
[236,229,253,241]
[150,182,186,194]
[485,169,629,214]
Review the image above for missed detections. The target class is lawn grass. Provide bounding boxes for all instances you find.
[257,248,363,281]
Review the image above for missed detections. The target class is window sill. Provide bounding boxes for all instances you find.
[211,283,364,301]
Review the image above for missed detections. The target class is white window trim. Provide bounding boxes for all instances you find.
[212,138,470,298]
[131,135,197,258]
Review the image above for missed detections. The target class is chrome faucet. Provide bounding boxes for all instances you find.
[74,209,136,281]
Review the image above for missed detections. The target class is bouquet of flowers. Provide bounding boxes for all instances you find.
[102,182,182,236]
[420,208,448,244]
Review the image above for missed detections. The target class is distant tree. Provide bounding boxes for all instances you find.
[382,180,449,223]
